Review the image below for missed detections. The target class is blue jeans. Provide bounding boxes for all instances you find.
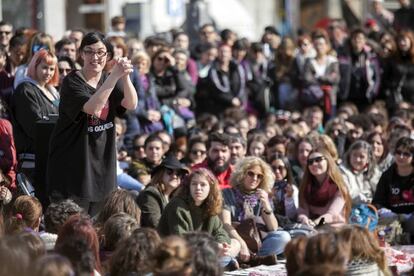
[258,230,291,256]
[117,173,144,192]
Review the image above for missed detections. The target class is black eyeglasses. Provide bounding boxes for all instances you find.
[191,149,206,155]
[395,150,412,158]
[307,156,326,166]
[246,171,264,180]
[83,49,107,58]
[0,31,11,35]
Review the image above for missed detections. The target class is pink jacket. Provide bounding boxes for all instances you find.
[297,191,347,225]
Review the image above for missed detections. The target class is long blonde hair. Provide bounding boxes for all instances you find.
[338,225,391,276]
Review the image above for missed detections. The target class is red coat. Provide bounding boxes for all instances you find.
[192,160,233,190]
[0,118,17,190]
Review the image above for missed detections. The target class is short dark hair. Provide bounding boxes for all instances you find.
[144,133,164,148]
[9,34,26,49]
[207,132,232,149]
[44,199,83,234]
[79,32,114,60]
[395,136,414,155]
[55,38,75,53]
[103,213,139,251]
[58,55,76,70]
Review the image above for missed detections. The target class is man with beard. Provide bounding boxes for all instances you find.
[192,132,233,189]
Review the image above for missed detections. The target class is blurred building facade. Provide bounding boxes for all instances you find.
[0,0,403,41]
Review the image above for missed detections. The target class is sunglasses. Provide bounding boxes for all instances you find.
[307,156,326,166]
[156,56,169,63]
[191,149,206,155]
[395,150,412,158]
[0,31,11,35]
[133,145,145,151]
[272,165,286,172]
[166,168,185,177]
[246,171,264,180]
[59,68,72,74]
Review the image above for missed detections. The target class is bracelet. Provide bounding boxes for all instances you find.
[262,209,272,215]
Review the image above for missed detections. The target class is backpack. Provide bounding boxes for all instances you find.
[349,204,379,232]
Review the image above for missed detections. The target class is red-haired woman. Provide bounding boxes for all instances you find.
[297,147,352,226]
[158,168,240,267]
[10,48,59,184]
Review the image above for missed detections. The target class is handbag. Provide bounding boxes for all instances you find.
[233,218,262,253]
[301,84,324,106]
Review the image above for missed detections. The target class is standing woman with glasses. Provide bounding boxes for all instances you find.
[297,147,352,227]
[136,154,189,228]
[373,137,414,235]
[47,32,137,216]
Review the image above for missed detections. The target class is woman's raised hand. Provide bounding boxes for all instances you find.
[112,57,134,78]
[257,188,272,212]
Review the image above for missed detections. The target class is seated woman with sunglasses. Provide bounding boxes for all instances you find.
[373,137,414,234]
[136,154,189,228]
[221,156,291,264]
[269,153,299,221]
[297,147,352,227]
[158,168,240,267]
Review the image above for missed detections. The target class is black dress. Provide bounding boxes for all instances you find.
[47,71,124,203]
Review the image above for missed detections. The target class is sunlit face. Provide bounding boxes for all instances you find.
[10,45,25,66]
[352,33,366,53]
[36,60,56,85]
[59,43,77,61]
[69,31,83,49]
[153,52,169,72]
[190,174,210,206]
[0,24,12,47]
[81,41,108,73]
[162,168,182,191]
[58,60,72,84]
[174,34,189,50]
[145,141,163,164]
[398,36,411,52]
[249,141,266,157]
[230,142,246,165]
[298,141,313,168]
[243,165,264,191]
[350,148,369,173]
[307,152,328,177]
[190,142,207,164]
[218,45,232,64]
[174,52,188,71]
[208,142,230,168]
[136,58,149,75]
[371,134,384,160]
[394,146,413,168]
[313,37,328,55]
[271,159,287,181]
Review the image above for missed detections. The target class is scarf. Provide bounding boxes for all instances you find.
[305,177,338,207]
[234,188,260,221]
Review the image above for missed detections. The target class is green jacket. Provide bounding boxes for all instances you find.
[136,185,168,228]
[158,196,231,244]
